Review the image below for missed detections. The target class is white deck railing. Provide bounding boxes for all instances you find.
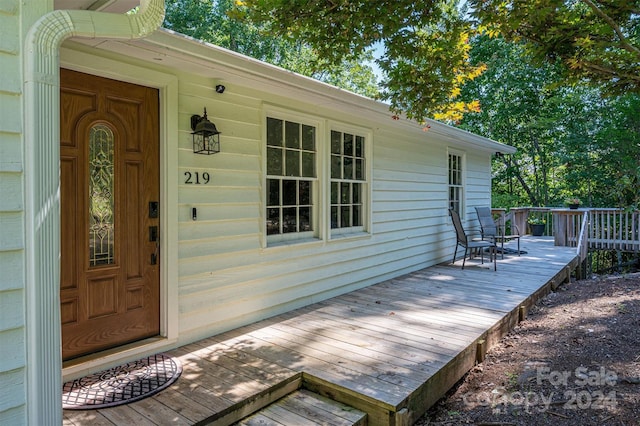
[576,211,589,261]
[506,207,640,262]
[587,209,640,252]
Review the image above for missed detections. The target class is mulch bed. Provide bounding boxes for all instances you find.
[418,273,640,425]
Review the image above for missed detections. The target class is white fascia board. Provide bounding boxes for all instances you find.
[73,28,516,155]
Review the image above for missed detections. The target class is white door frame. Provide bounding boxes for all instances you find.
[59,46,180,378]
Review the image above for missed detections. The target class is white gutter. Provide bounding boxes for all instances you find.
[23,1,164,423]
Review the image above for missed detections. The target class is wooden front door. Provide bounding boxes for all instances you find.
[60,69,160,360]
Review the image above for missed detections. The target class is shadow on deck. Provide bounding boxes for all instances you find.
[64,237,580,426]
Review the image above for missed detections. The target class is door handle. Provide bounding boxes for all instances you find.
[150,241,160,265]
[151,242,159,265]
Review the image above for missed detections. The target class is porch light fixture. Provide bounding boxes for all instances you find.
[191,107,221,155]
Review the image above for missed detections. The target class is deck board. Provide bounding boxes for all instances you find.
[287,389,367,424]
[240,389,367,426]
[63,237,578,425]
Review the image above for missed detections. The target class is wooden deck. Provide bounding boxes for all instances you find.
[63,237,580,426]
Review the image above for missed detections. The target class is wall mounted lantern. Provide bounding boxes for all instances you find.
[191,107,221,155]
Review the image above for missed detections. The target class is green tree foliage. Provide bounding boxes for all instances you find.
[471,0,640,96]
[460,36,640,209]
[459,36,567,206]
[163,0,379,97]
[242,0,640,122]
[242,0,485,123]
[560,94,640,209]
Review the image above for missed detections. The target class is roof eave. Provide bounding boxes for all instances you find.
[68,27,516,155]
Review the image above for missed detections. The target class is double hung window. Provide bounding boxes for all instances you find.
[264,112,369,245]
[448,151,464,214]
[266,117,316,240]
[330,130,365,232]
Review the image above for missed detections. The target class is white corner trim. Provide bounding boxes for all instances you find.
[23,2,165,424]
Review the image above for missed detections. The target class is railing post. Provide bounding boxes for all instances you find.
[552,209,584,247]
[510,207,529,236]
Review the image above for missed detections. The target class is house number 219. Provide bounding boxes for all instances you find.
[184,171,210,184]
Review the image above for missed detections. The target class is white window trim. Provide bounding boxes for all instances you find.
[262,106,325,248]
[326,121,372,240]
[447,148,466,215]
[261,109,374,247]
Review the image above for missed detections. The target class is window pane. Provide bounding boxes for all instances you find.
[331,182,338,204]
[352,205,361,226]
[267,147,283,175]
[299,207,311,231]
[355,136,364,157]
[282,207,297,233]
[267,117,283,147]
[285,149,300,176]
[343,157,353,180]
[352,183,360,203]
[341,182,350,203]
[285,121,300,149]
[267,179,280,206]
[344,133,353,156]
[299,181,310,205]
[267,208,280,235]
[331,206,338,229]
[302,125,315,151]
[330,130,367,232]
[355,159,364,180]
[283,180,297,205]
[265,118,317,241]
[331,130,341,154]
[302,152,315,178]
[331,155,341,179]
[341,206,351,227]
[89,124,115,266]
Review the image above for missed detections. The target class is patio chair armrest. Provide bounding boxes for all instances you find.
[512,224,521,236]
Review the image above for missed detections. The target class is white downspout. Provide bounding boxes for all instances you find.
[23,1,164,423]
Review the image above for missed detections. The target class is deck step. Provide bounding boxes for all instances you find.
[236,388,367,426]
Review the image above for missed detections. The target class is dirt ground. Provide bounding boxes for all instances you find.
[418,272,640,426]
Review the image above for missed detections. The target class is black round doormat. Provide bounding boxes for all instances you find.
[62,353,182,410]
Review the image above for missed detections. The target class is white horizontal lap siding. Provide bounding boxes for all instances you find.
[179,241,433,340]
[176,76,263,333]
[461,152,492,239]
[0,251,26,422]
[0,2,26,422]
[169,60,494,343]
[371,128,452,263]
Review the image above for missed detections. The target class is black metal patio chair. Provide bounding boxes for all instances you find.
[475,206,521,259]
[449,208,497,270]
